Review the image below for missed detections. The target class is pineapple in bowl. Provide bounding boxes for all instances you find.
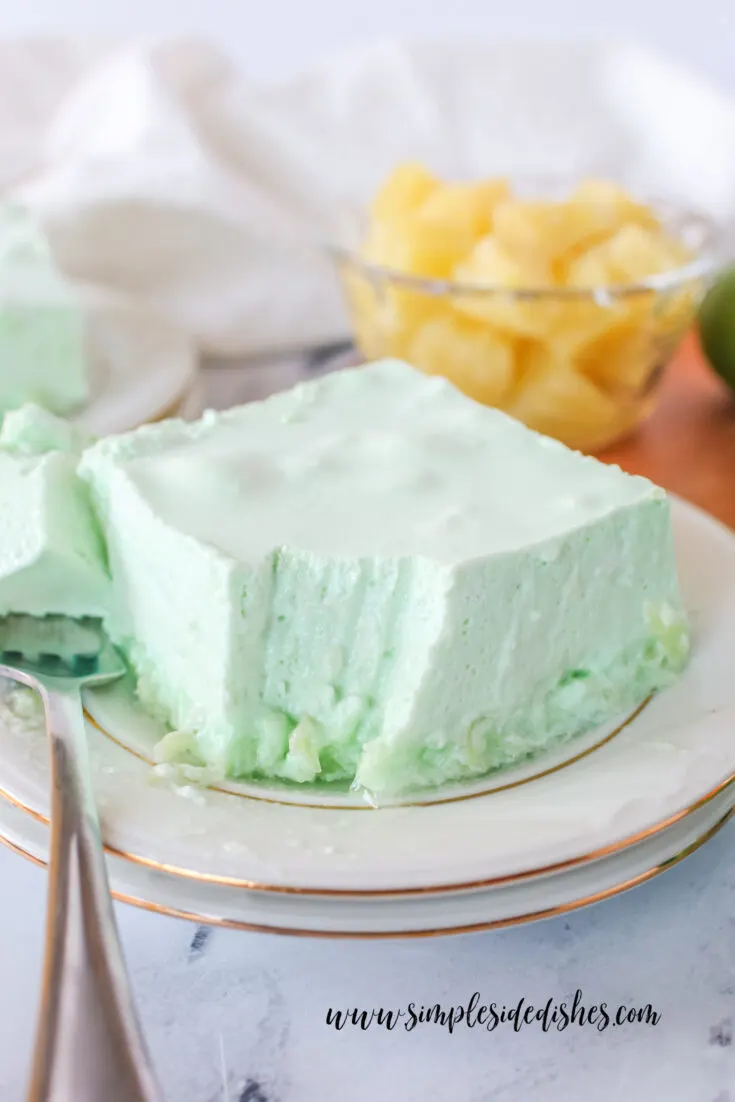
[333,165,716,452]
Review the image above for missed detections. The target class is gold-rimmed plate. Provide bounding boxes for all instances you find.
[0,497,734,905]
[0,781,731,937]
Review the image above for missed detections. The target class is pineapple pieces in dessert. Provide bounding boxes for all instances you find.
[348,165,695,450]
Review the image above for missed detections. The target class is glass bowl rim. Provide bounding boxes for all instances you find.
[326,189,730,303]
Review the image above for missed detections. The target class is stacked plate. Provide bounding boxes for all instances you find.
[1,497,734,938]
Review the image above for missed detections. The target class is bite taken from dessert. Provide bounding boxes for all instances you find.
[0,361,690,802]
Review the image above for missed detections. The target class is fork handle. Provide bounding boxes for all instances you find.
[26,687,163,1102]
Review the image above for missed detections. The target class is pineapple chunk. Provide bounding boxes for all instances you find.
[363,181,510,280]
[455,234,551,288]
[575,326,657,395]
[370,162,439,221]
[408,311,516,406]
[492,199,616,267]
[385,285,442,340]
[454,236,558,337]
[502,343,638,451]
[361,216,464,279]
[343,269,416,360]
[548,292,653,355]
[417,178,510,241]
[568,224,690,288]
[570,180,661,233]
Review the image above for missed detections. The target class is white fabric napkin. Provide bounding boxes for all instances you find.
[3,36,735,357]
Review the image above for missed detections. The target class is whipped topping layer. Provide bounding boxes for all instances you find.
[78,361,689,796]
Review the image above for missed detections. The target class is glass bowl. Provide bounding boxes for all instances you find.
[330,188,722,453]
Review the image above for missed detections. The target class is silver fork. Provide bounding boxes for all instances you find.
[0,615,163,1102]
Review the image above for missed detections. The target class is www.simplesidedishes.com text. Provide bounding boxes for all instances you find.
[325,989,661,1035]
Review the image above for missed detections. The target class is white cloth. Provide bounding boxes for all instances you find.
[1,36,734,356]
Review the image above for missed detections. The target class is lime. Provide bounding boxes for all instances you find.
[698,266,735,393]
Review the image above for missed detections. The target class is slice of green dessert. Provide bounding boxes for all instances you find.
[0,405,109,618]
[0,205,88,419]
[79,361,689,796]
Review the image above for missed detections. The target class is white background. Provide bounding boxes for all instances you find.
[0,0,732,87]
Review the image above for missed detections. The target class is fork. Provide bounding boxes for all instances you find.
[0,615,163,1102]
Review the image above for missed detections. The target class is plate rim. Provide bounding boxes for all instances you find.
[0,792,731,939]
[2,758,733,898]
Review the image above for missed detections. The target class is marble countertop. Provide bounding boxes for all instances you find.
[1,353,734,1101]
[1,820,734,1101]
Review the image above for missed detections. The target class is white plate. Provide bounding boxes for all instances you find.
[71,288,199,435]
[0,784,731,937]
[1,498,734,900]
